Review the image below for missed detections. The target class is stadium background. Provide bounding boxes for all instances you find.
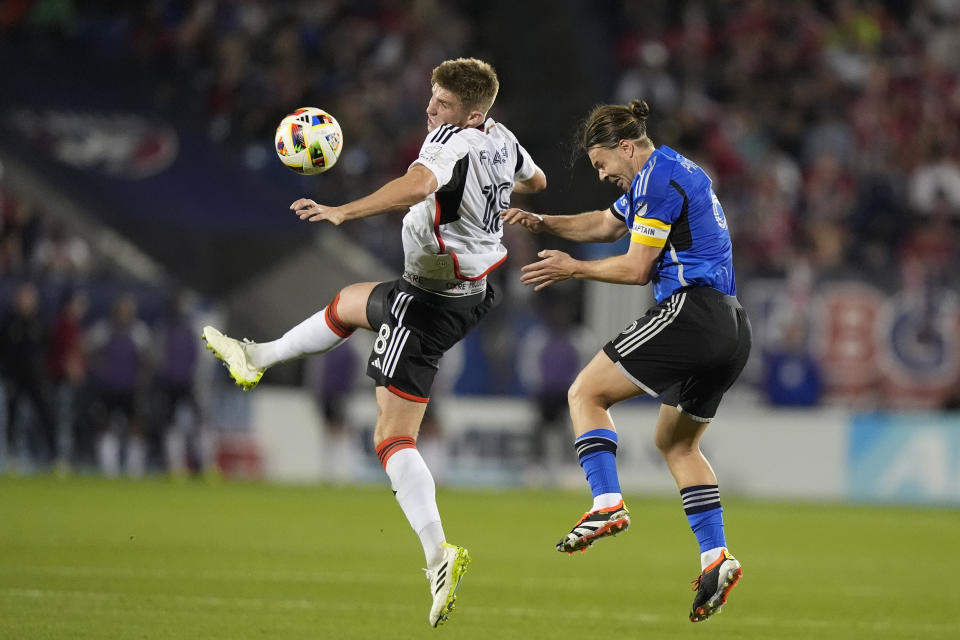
[0,1,958,638]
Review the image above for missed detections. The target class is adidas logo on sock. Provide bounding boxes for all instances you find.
[371,358,382,369]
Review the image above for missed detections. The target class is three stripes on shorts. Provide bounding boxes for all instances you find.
[379,292,414,378]
[613,291,687,357]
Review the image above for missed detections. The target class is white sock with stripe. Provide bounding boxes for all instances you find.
[247,306,349,369]
[377,438,446,567]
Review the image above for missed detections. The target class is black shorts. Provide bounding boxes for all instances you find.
[365,279,496,403]
[602,286,752,422]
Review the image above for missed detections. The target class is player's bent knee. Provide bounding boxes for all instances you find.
[373,423,419,447]
[654,431,701,457]
[333,282,380,330]
[567,376,589,411]
[568,374,613,412]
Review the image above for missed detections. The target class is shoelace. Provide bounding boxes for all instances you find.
[691,574,704,592]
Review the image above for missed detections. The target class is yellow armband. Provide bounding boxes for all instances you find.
[630,217,671,247]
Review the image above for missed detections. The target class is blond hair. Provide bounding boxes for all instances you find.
[431,58,499,115]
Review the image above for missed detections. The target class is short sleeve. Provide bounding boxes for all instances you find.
[610,194,629,221]
[513,141,538,182]
[629,185,683,247]
[630,205,672,247]
[411,124,471,190]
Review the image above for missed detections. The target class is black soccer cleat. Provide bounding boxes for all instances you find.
[556,501,630,554]
[690,549,742,622]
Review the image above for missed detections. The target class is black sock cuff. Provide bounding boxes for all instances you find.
[680,484,721,515]
[575,436,618,463]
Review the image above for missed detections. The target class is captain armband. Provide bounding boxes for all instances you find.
[630,217,670,247]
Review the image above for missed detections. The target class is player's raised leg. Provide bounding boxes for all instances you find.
[372,387,470,627]
[653,404,741,622]
[556,351,643,553]
[202,282,377,390]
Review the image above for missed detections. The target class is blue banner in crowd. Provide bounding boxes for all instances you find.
[848,412,960,505]
[0,42,319,293]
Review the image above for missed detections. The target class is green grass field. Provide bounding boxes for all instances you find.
[1,476,958,639]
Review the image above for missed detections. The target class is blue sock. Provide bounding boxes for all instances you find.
[681,485,726,552]
[575,429,621,497]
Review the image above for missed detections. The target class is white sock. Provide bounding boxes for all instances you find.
[383,447,446,567]
[196,428,216,473]
[418,521,446,568]
[98,432,120,478]
[247,307,349,368]
[591,492,623,511]
[700,546,725,570]
[165,428,187,474]
[125,436,146,477]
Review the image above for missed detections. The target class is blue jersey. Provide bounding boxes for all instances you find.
[610,145,736,304]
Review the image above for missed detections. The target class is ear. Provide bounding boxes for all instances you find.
[465,109,485,128]
[618,139,634,157]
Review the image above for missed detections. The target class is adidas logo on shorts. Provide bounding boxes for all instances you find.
[371,358,382,369]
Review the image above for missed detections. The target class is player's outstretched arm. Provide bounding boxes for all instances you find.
[520,240,660,291]
[291,165,438,225]
[502,207,626,243]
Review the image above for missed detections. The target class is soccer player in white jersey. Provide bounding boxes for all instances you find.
[202,58,545,627]
[502,100,750,622]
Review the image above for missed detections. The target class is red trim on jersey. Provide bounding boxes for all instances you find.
[450,251,509,281]
[387,384,430,403]
[433,194,446,253]
[375,435,417,468]
[433,194,507,282]
[324,292,354,338]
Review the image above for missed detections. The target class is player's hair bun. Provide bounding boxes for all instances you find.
[629,100,650,123]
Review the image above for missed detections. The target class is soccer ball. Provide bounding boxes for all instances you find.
[274,107,343,175]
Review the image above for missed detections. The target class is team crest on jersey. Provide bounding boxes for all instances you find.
[711,192,728,230]
[419,143,443,164]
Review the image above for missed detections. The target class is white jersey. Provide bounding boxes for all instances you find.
[402,117,539,295]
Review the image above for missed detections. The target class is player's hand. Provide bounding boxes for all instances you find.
[290,198,346,226]
[520,249,577,291]
[501,208,545,233]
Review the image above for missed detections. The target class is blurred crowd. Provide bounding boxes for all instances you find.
[601,0,960,290]
[0,178,212,476]
[2,0,959,426]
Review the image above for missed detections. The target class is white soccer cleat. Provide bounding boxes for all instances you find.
[201,326,265,391]
[424,542,471,627]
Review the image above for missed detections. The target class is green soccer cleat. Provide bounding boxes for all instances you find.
[425,542,471,627]
[690,548,742,622]
[556,501,630,554]
[201,326,265,391]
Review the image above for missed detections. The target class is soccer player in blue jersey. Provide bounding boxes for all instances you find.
[502,99,750,622]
